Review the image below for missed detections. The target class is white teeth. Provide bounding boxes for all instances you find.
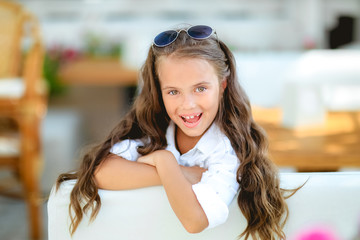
[182,113,201,119]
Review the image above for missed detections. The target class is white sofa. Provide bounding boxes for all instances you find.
[48,172,360,240]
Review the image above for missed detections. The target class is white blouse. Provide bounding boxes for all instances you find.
[110,121,240,229]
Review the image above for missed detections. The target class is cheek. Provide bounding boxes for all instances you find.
[202,94,220,112]
[162,96,176,115]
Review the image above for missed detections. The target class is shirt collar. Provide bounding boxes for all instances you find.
[165,121,180,159]
[166,121,176,147]
[166,121,224,156]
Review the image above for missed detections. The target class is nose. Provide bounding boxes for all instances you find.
[182,93,196,109]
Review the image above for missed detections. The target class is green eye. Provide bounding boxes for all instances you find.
[169,90,178,95]
[196,87,206,92]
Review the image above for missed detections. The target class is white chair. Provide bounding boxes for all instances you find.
[48,172,360,240]
[282,50,360,128]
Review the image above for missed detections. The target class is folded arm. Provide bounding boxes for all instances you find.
[94,153,161,190]
[94,153,205,190]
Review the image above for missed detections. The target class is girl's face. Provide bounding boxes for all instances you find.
[158,55,226,142]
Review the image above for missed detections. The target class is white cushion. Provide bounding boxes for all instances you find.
[0,136,19,157]
[0,78,25,98]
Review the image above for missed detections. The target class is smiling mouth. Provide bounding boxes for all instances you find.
[180,113,202,125]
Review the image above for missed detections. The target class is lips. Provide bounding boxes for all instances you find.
[180,113,202,128]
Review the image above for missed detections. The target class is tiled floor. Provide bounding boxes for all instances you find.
[0,196,48,240]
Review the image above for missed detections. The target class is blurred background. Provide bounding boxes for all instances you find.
[0,0,359,239]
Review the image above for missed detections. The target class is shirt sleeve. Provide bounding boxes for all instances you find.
[192,139,240,229]
[109,139,143,162]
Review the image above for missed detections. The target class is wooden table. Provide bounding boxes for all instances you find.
[58,57,138,86]
[252,106,360,171]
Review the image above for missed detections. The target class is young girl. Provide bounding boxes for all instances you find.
[57,24,291,239]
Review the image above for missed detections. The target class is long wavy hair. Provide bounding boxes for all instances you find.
[57,26,295,239]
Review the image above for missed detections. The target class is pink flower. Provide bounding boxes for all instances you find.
[293,224,340,240]
[62,48,80,62]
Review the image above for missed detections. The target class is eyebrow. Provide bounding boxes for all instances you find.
[161,81,212,91]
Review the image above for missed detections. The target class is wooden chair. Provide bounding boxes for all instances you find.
[0,1,47,239]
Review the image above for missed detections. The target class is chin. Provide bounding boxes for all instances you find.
[180,125,207,137]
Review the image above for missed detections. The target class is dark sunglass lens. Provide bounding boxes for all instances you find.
[154,30,178,47]
[187,25,213,39]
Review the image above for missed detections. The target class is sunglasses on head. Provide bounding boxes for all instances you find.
[153,25,216,47]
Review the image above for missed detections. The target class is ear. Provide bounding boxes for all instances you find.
[220,78,227,93]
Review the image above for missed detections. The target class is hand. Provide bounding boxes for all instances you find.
[137,150,175,167]
[181,166,207,185]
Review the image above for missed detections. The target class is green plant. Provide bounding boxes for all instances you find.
[43,46,80,96]
[83,32,123,58]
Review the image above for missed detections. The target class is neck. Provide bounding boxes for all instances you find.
[175,126,201,155]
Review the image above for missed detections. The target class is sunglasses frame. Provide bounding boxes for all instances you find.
[153,25,216,47]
